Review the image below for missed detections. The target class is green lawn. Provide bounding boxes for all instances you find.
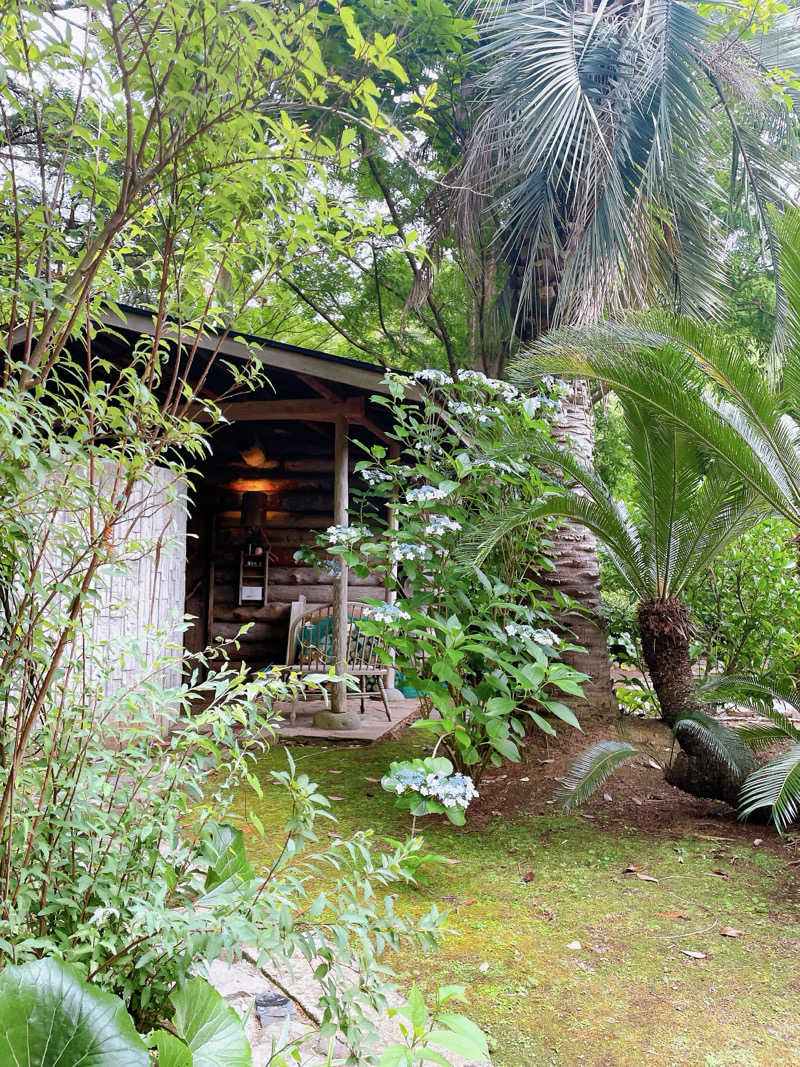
[229,733,800,1067]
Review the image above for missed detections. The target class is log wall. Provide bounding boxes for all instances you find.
[184,432,387,670]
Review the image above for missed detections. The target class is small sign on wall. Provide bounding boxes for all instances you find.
[238,544,268,606]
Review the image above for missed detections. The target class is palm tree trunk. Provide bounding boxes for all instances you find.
[637,596,745,807]
[546,379,617,717]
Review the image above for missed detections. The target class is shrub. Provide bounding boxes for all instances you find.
[302,369,587,786]
[684,518,800,689]
[0,370,471,1062]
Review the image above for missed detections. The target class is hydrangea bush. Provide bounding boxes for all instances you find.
[382,756,479,826]
[301,369,588,788]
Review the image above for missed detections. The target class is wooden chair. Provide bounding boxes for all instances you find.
[284,600,392,722]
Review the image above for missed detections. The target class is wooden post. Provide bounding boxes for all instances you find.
[331,414,349,715]
[313,414,359,728]
[384,441,404,700]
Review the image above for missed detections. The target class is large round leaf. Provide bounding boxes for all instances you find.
[171,978,252,1067]
[0,957,149,1067]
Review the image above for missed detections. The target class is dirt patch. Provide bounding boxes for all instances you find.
[470,712,799,860]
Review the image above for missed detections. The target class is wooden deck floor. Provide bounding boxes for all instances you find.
[272,696,421,743]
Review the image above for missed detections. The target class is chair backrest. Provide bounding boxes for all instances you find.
[285,595,307,661]
[286,601,384,671]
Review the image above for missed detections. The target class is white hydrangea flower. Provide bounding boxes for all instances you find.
[359,467,393,486]
[413,368,454,385]
[406,484,449,504]
[424,515,462,535]
[363,601,412,624]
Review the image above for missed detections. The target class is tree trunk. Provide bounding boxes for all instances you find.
[636,597,694,729]
[637,596,747,807]
[546,379,617,717]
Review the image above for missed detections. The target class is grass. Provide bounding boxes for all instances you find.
[228,732,800,1067]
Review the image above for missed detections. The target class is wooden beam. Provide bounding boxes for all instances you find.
[297,373,342,402]
[357,415,393,446]
[193,396,364,423]
[331,413,349,717]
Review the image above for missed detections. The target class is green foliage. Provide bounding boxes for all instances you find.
[379,984,490,1067]
[460,0,800,330]
[166,978,252,1067]
[0,957,149,1067]
[555,741,646,814]
[685,519,800,689]
[739,744,800,834]
[672,710,756,777]
[381,756,477,827]
[301,370,586,785]
[0,0,416,378]
[701,676,800,833]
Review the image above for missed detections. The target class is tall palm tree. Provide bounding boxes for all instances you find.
[467,401,763,802]
[453,0,800,711]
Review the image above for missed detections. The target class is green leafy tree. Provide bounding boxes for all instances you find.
[445,0,800,712]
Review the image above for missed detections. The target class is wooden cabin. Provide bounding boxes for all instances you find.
[46,306,401,709]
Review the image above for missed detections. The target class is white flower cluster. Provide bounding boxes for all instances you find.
[363,601,412,624]
[406,484,449,504]
[424,515,462,535]
[484,459,516,475]
[412,368,454,386]
[504,623,559,646]
[325,524,369,546]
[390,541,430,562]
[389,769,478,810]
[457,369,521,403]
[359,467,393,487]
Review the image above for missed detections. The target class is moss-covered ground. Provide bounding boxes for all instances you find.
[228,732,800,1067]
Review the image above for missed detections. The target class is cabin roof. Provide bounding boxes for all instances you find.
[107,303,394,394]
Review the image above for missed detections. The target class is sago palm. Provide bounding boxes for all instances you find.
[452,0,800,710]
[509,210,800,822]
[467,400,763,803]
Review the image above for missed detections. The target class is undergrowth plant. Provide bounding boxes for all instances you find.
[301,370,587,787]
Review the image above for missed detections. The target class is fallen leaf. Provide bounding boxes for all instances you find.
[364,777,380,783]
[491,810,502,816]
[579,814,596,820]
[365,791,375,797]
[328,795,345,801]
[566,940,582,951]
[603,793,613,802]
[680,950,707,960]
[520,776,530,782]
[719,927,744,938]
[623,865,644,873]
[538,759,554,765]
[753,838,763,846]
[635,872,659,883]
[328,769,342,774]
[522,871,535,883]
[711,869,730,879]
[478,961,490,973]
[459,898,477,907]
[647,759,661,770]
[631,796,643,806]
[658,911,690,920]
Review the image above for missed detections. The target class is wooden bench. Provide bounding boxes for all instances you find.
[284,600,392,722]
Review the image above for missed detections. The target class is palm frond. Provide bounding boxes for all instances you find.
[554,740,645,814]
[739,744,800,833]
[672,709,756,777]
[512,319,800,526]
[698,674,800,747]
